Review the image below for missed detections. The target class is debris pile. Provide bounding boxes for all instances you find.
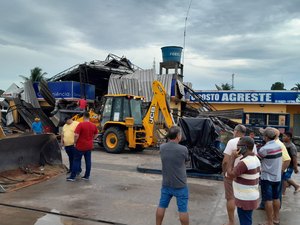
[0,52,245,185]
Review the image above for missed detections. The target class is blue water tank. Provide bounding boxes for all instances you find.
[161,46,183,63]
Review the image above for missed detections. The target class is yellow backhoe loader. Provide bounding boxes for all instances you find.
[99,80,174,153]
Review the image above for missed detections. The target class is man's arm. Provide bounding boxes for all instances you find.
[292,156,299,173]
[289,145,299,173]
[93,125,98,139]
[222,154,230,174]
[281,147,291,172]
[282,159,291,173]
[61,133,64,146]
[226,154,236,179]
[74,124,81,145]
[74,133,79,146]
[226,150,246,179]
[257,146,267,159]
[222,139,235,173]
[184,147,190,164]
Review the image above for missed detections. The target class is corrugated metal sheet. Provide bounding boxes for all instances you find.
[136,69,157,101]
[183,82,193,101]
[107,69,174,102]
[12,98,56,132]
[107,75,123,94]
[157,74,175,101]
[107,70,179,125]
[23,81,41,108]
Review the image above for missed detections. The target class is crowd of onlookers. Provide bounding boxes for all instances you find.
[222,125,300,225]
[155,124,299,225]
[35,99,299,225]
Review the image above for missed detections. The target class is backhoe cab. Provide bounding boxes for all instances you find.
[100,80,174,153]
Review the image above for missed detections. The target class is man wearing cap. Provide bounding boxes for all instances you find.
[61,117,80,174]
[258,127,291,212]
[257,128,282,225]
[222,124,257,225]
[31,117,43,134]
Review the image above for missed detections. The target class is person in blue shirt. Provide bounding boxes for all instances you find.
[32,117,43,134]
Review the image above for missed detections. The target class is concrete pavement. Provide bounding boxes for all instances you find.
[0,149,300,225]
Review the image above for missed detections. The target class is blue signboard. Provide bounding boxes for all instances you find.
[33,81,95,100]
[191,91,300,104]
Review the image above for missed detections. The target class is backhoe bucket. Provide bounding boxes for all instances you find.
[0,133,62,172]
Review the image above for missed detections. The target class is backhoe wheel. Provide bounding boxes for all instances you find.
[103,127,126,154]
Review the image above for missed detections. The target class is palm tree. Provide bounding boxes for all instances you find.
[19,67,47,82]
[215,83,233,90]
[291,83,300,90]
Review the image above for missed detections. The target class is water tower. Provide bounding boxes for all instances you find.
[160,46,184,81]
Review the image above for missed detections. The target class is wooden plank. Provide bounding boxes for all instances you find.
[0,124,5,138]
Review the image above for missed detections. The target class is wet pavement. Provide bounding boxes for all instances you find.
[0,148,300,225]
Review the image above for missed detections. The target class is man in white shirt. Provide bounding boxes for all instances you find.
[222,124,257,225]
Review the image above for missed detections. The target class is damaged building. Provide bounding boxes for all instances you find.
[0,48,242,183]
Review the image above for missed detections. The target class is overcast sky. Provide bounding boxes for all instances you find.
[1,0,300,91]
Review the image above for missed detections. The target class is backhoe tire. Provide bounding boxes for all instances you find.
[103,127,126,154]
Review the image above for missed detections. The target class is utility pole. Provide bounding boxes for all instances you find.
[182,0,193,65]
[232,73,235,90]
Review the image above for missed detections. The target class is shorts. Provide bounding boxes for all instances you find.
[224,177,234,200]
[158,186,189,213]
[283,167,294,181]
[260,180,281,201]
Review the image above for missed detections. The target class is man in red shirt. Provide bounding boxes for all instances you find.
[78,97,87,111]
[67,111,98,181]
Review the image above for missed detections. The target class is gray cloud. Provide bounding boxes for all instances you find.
[0,0,300,91]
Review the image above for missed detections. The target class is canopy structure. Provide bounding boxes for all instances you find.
[48,54,141,98]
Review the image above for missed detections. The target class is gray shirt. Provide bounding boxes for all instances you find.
[284,142,298,168]
[160,141,189,188]
[258,140,282,182]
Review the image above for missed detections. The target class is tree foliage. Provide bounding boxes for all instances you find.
[271,82,285,90]
[0,89,4,96]
[291,83,300,90]
[19,67,47,82]
[215,83,233,90]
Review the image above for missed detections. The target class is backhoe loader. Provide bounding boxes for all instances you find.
[99,80,174,153]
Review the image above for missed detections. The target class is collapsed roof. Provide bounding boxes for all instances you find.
[48,54,142,97]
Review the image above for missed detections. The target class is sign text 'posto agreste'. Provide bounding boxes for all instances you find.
[198,93,272,102]
[191,91,300,104]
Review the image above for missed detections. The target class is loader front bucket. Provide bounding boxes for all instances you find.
[0,133,62,172]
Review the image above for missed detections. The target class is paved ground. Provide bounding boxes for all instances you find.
[0,148,300,225]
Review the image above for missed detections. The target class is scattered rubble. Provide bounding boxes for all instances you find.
[0,53,246,189]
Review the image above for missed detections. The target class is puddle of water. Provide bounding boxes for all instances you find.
[34,209,64,225]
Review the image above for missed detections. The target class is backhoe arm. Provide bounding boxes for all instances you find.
[143,80,174,146]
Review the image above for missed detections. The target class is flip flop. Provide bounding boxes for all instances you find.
[273,220,280,225]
